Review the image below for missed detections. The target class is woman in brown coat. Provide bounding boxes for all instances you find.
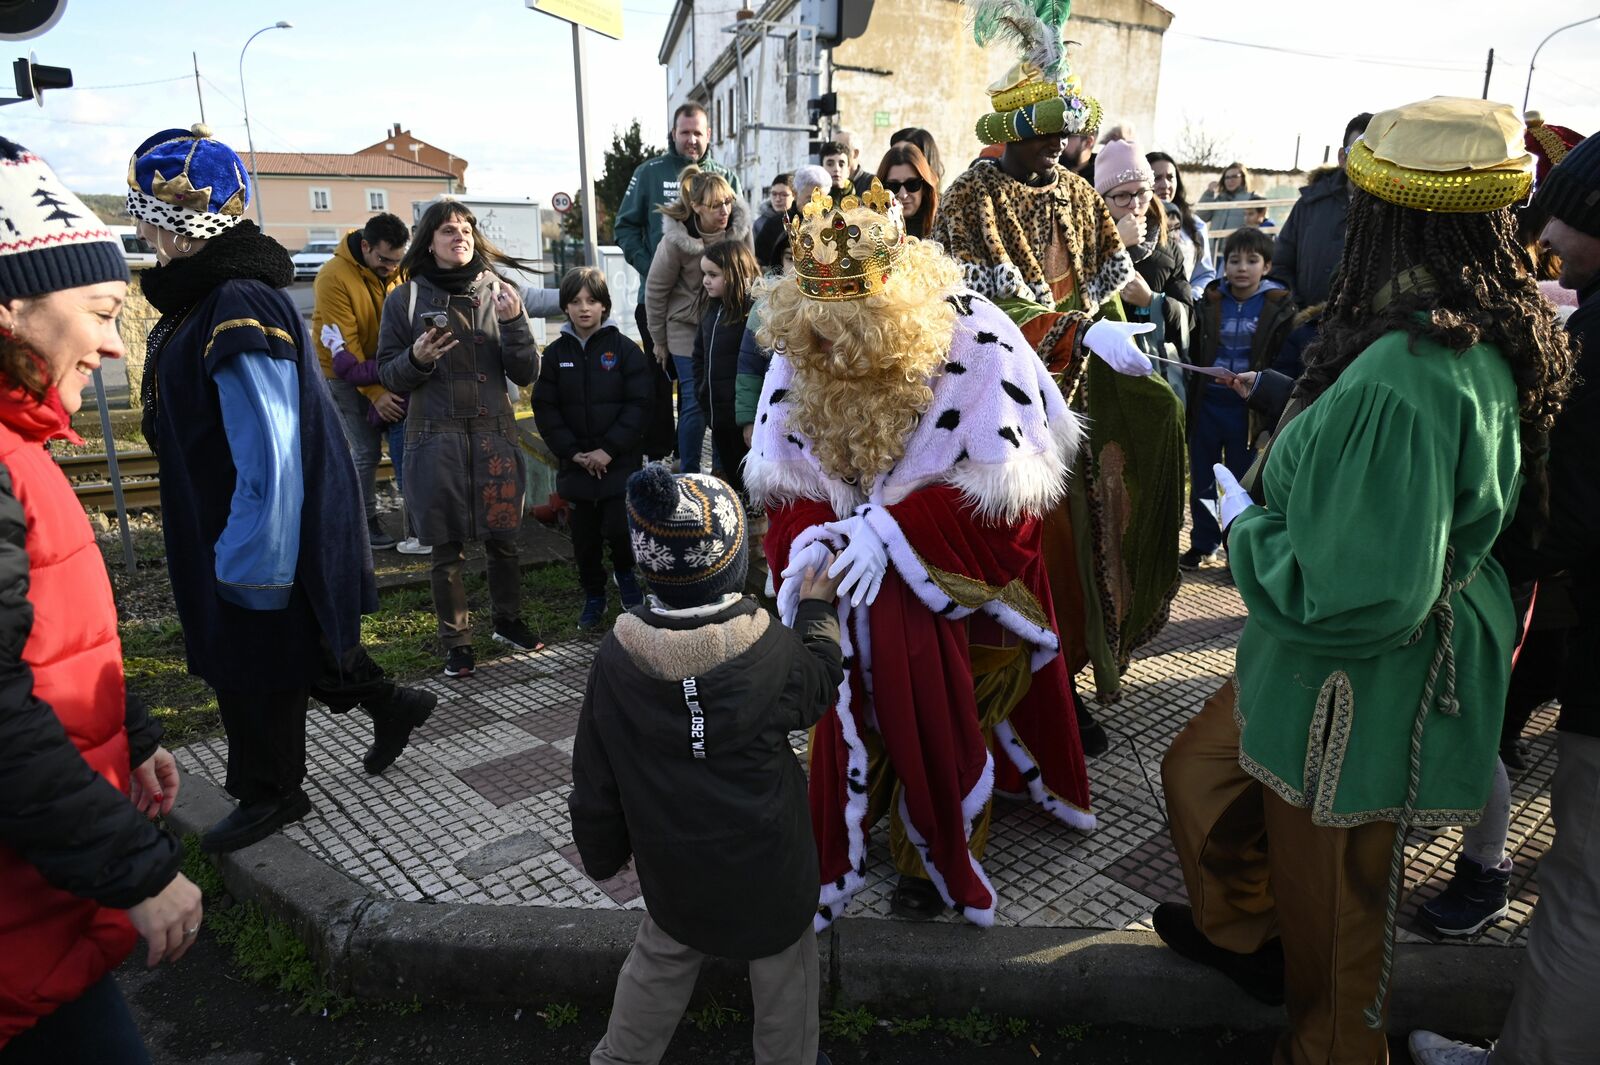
[378,200,541,679]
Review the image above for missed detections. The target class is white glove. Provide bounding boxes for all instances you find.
[319,323,347,354]
[1214,464,1253,531]
[778,539,835,623]
[822,515,888,608]
[1083,319,1156,376]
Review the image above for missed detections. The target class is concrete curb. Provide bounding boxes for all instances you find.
[169,771,1520,1037]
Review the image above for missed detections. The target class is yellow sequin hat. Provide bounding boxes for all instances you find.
[786,179,907,302]
[1346,97,1534,214]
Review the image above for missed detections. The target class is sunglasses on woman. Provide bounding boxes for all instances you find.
[883,177,926,196]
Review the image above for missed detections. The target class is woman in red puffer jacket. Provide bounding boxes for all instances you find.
[0,137,202,1065]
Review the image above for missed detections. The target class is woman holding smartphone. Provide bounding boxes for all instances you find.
[378,200,542,679]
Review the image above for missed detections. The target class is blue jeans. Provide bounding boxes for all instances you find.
[328,377,382,521]
[1188,390,1252,555]
[0,975,150,1064]
[671,353,704,474]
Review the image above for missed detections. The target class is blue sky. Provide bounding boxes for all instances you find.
[6,0,1599,205]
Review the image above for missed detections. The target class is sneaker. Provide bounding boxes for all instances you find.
[615,570,643,610]
[368,516,397,551]
[1407,1030,1491,1064]
[395,537,430,555]
[579,595,608,631]
[1418,855,1511,937]
[1151,902,1285,1006]
[443,645,475,678]
[492,618,546,653]
[1179,546,1218,570]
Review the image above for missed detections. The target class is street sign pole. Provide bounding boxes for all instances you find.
[572,22,599,267]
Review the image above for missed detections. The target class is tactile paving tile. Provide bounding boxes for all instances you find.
[454,742,573,807]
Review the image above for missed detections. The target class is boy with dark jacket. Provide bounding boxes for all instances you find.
[532,268,654,630]
[1182,227,1298,569]
[572,464,845,1065]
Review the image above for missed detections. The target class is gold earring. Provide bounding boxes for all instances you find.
[176,235,193,255]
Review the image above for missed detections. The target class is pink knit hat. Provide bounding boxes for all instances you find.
[1094,139,1153,195]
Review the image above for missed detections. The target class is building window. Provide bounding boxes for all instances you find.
[366,189,388,212]
[310,187,331,212]
[308,228,338,244]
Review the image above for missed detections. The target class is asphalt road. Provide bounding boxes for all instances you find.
[112,929,1366,1065]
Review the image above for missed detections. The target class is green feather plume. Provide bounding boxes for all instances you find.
[967,0,1073,79]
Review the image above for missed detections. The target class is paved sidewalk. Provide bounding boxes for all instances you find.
[173,533,1553,952]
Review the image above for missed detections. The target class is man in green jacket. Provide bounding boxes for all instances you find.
[613,102,740,458]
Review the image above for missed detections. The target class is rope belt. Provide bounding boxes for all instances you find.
[1365,544,1481,1028]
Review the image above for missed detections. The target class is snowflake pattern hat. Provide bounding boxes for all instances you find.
[126,123,250,239]
[625,463,748,608]
[0,137,128,300]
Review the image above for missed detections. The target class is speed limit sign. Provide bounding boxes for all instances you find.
[552,191,574,213]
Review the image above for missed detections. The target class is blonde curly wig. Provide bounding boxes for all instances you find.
[756,237,961,489]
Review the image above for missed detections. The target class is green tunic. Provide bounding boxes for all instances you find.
[1229,329,1522,826]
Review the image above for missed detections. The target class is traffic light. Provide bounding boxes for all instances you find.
[13,54,71,105]
[0,0,70,41]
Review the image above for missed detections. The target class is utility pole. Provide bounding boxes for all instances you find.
[572,23,598,267]
[1482,48,1494,100]
[192,52,205,123]
[1293,135,1301,172]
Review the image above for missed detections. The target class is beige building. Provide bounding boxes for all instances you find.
[355,123,470,189]
[658,0,1173,203]
[251,152,458,251]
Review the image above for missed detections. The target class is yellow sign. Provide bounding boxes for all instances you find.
[529,0,624,40]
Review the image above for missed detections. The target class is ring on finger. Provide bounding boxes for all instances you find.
[183,925,200,937]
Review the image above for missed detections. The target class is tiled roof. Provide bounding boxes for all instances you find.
[249,152,454,180]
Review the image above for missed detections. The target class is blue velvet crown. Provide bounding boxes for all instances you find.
[126,123,250,239]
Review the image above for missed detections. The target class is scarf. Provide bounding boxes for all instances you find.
[139,221,295,452]
[412,257,485,296]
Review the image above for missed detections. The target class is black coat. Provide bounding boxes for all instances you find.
[1496,279,1600,737]
[1269,168,1349,308]
[532,323,654,502]
[692,298,752,435]
[1187,281,1300,436]
[1129,235,1195,357]
[569,597,844,959]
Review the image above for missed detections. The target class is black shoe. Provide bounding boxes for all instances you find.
[363,686,438,775]
[200,789,311,853]
[1179,546,1219,571]
[492,618,545,653]
[1418,856,1511,937]
[1076,703,1110,758]
[1151,902,1285,1006]
[578,595,607,631]
[889,876,945,921]
[444,645,475,678]
[367,516,396,551]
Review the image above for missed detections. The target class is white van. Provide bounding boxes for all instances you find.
[111,225,157,271]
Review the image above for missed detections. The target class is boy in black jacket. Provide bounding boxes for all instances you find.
[533,268,655,630]
[572,464,844,1065]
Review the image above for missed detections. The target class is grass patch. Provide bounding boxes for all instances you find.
[821,1005,877,1044]
[122,618,219,745]
[684,998,743,1033]
[537,1002,580,1030]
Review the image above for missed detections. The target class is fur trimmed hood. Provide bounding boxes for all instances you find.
[657,197,753,258]
[745,290,1083,523]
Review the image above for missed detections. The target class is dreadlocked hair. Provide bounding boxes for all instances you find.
[1295,189,1574,515]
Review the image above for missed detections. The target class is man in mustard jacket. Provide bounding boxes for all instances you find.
[311,213,409,550]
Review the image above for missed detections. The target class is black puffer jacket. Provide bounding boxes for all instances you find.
[1269,167,1349,308]
[1496,279,1600,737]
[692,297,754,437]
[569,596,843,959]
[532,321,654,502]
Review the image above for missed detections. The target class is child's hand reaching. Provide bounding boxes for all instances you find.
[796,548,843,603]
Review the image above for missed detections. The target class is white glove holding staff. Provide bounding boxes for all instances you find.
[1214,464,1253,531]
[1083,319,1156,376]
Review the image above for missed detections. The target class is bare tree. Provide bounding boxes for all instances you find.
[1176,114,1234,169]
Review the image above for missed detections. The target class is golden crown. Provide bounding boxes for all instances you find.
[786,179,906,301]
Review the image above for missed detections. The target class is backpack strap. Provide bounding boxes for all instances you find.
[406,280,417,324]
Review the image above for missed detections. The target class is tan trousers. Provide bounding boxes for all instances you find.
[1162,681,1398,1065]
[589,914,819,1065]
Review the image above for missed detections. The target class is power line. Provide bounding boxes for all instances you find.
[1169,31,1482,74]
[67,74,191,90]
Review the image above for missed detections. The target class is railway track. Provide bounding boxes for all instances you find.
[59,450,393,511]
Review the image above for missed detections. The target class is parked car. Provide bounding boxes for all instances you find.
[111,225,157,270]
[291,240,338,281]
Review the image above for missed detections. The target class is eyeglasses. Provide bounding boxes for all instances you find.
[883,177,926,196]
[1105,187,1155,208]
[374,251,403,266]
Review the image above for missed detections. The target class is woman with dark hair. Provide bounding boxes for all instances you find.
[693,240,762,497]
[889,126,942,184]
[1198,160,1254,256]
[0,136,201,1064]
[379,199,543,679]
[875,143,940,239]
[1155,98,1574,1063]
[1148,151,1215,297]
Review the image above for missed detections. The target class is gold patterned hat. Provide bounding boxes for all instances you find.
[1346,98,1534,214]
[786,179,907,302]
[966,1,1100,146]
